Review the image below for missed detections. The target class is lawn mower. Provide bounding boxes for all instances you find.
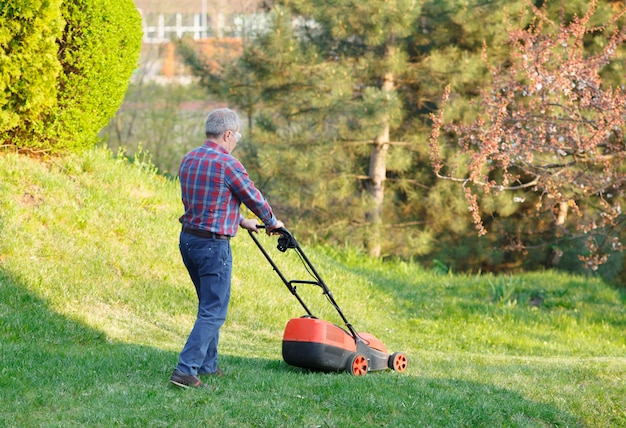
[248,226,408,376]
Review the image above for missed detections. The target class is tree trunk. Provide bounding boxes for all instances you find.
[546,201,569,268]
[365,70,394,258]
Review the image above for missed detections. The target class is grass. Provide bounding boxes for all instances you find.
[0,147,625,427]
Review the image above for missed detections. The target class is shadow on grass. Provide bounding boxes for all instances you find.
[0,269,581,427]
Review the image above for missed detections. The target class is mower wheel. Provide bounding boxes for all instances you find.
[388,352,408,372]
[346,353,369,376]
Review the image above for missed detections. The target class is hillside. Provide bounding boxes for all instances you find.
[0,148,624,427]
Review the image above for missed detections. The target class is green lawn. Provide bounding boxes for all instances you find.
[0,148,624,427]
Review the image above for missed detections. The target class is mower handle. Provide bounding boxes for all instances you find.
[246,223,359,337]
[252,224,296,252]
[246,223,313,316]
[255,223,287,233]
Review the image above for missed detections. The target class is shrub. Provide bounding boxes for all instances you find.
[0,0,142,153]
[0,0,64,137]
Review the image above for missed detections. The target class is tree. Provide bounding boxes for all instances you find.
[430,0,626,270]
[290,0,424,257]
[1,0,142,153]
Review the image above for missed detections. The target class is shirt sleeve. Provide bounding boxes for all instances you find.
[225,159,278,228]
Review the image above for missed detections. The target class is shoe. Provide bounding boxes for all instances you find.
[199,368,224,377]
[169,368,209,389]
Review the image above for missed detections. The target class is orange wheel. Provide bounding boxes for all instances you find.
[347,353,369,376]
[388,352,408,372]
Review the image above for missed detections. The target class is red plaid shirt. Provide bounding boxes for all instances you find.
[178,140,278,236]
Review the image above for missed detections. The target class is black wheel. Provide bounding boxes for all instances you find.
[346,353,369,376]
[388,352,408,372]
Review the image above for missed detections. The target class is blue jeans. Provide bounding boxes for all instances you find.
[176,232,232,375]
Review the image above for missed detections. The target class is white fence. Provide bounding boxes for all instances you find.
[140,12,272,43]
[141,13,211,43]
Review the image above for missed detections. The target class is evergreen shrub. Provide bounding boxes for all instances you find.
[0,0,142,153]
[0,0,64,138]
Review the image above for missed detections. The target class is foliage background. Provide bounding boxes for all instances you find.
[143,0,626,283]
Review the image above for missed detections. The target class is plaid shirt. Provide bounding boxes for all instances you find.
[178,140,278,236]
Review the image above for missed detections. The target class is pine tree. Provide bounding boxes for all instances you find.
[248,0,530,259]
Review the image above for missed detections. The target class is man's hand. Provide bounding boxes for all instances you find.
[266,220,284,235]
[240,218,261,233]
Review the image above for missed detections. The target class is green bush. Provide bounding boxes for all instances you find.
[0,0,64,136]
[0,0,142,153]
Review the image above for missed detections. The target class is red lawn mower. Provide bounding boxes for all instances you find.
[248,226,408,376]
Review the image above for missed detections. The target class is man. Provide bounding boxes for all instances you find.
[170,108,284,389]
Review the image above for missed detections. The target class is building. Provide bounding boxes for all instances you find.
[131,0,266,83]
[134,0,265,43]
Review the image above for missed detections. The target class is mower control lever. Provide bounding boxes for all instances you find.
[276,230,297,252]
[254,225,296,252]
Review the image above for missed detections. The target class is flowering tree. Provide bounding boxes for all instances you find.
[429,0,626,269]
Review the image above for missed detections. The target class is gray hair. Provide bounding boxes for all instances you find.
[204,108,240,137]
